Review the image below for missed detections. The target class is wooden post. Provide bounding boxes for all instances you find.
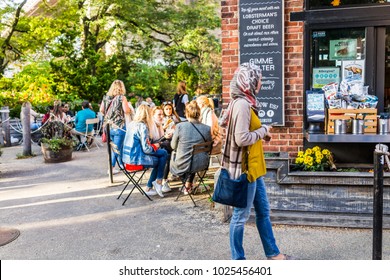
[106,124,113,183]
[21,102,32,156]
[373,147,384,260]
[1,106,11,147]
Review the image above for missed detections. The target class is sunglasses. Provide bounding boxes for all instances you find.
[162,101,172,105]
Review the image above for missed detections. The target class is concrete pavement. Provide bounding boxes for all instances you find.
[0,144,389,260]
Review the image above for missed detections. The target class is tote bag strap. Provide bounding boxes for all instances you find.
[190,122,206,142]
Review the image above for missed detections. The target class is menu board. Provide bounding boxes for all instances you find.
[239,0,284,125]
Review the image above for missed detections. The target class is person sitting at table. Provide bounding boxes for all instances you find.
[20,106,43,130]
[170,100,212,194]
[63,103,74,118]
[41,106,53,125]
[149,106,174,193]
[50,100,68,123]
[122,104,168,197]
[162,101,181,130]
[71,100,96,146]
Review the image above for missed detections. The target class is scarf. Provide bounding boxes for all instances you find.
[219,62,262,128]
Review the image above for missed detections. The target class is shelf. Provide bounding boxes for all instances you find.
[305,133,390,143]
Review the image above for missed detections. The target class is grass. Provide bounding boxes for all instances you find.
[16,152,37,159]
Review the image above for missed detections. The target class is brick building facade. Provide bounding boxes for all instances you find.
[221,0,305,158]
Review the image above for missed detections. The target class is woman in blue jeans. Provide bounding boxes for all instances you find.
[221,63,294,260]
[100,80,131,174]
[122,104,168,198]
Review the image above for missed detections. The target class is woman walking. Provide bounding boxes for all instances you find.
[221,63,294,260]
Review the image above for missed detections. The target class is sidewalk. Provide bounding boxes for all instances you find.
[0,144,389,260]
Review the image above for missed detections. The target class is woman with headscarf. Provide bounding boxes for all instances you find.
[221,63,294,260]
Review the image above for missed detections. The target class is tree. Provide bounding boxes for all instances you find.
[0,0,222,108]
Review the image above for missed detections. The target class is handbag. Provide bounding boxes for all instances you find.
[101,130,107,143]
[212,167,248,208]
[212,98,248,208]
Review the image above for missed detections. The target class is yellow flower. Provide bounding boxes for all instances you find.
[312,146,320,152]
[295,146,333,171]
[305,148,312,155]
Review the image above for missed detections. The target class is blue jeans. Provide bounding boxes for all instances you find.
[229,176,280,260]
[145,149,168,188]
[110,128,126,167]
[31,123,41,130]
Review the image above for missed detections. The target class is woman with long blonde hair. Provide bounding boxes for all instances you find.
[122,104,168,197]
[100,80,130,174]
[196,95,222,155]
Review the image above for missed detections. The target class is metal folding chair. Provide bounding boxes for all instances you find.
[75,118,101,151]
[110,142,152,205]
[175,140,213,207]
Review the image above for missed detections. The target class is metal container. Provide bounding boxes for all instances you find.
[334,119,347,134]
[352,119,364,134]
[379,119,389,134]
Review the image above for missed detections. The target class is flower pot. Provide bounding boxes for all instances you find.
[41,143,73,163]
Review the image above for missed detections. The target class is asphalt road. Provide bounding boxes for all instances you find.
[0,143,389,260]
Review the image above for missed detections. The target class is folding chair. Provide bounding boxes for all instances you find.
[110,142,152,205]
[75,118,101,151]
[175,140,213,207]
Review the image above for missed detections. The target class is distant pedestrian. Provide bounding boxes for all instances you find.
[173,80,189,120]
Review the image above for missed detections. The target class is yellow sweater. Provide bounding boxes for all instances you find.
[243,109,266,182]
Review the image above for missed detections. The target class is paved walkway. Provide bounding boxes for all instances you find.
[0,143,389,260]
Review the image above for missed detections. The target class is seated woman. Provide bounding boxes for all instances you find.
[149,106,174,193]
[122,104,168,197]
[170,100,212,194]
[162,101,181,130]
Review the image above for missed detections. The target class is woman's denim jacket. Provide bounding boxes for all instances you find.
[122,122,155,166]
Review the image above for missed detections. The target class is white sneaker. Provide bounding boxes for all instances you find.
[145,189,158,196]
[162,182,172,193]
[152,181,164,197]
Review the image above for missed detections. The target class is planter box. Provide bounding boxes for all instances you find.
[221,152,390,228]
[263,155,390,228]
[41,143,73,163]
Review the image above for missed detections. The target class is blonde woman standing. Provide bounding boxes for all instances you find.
[196,95,222,155]
[100,80,130,174]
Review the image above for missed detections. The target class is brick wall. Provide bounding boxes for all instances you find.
[221,0,304,158]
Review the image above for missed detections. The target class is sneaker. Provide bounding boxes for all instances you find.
[182,187,191,195]
[162,182,172,193]
[145,189,158,196]
[152,181,164,197]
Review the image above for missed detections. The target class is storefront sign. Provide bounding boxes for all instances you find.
[239,0,284,125]
[329,39,357,60]
[306,90,325,122]
[312,67,340,88]
[341,60,365,83]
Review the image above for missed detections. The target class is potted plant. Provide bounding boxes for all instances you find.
[40,121,74,163]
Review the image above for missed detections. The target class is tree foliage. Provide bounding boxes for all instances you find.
[0,0,222,111]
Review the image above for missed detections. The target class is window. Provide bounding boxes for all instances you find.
[310,28,366,89]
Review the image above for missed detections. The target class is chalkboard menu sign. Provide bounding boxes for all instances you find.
[239,0,284,125]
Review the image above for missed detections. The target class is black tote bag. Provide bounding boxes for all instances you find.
[212,167,248,208]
